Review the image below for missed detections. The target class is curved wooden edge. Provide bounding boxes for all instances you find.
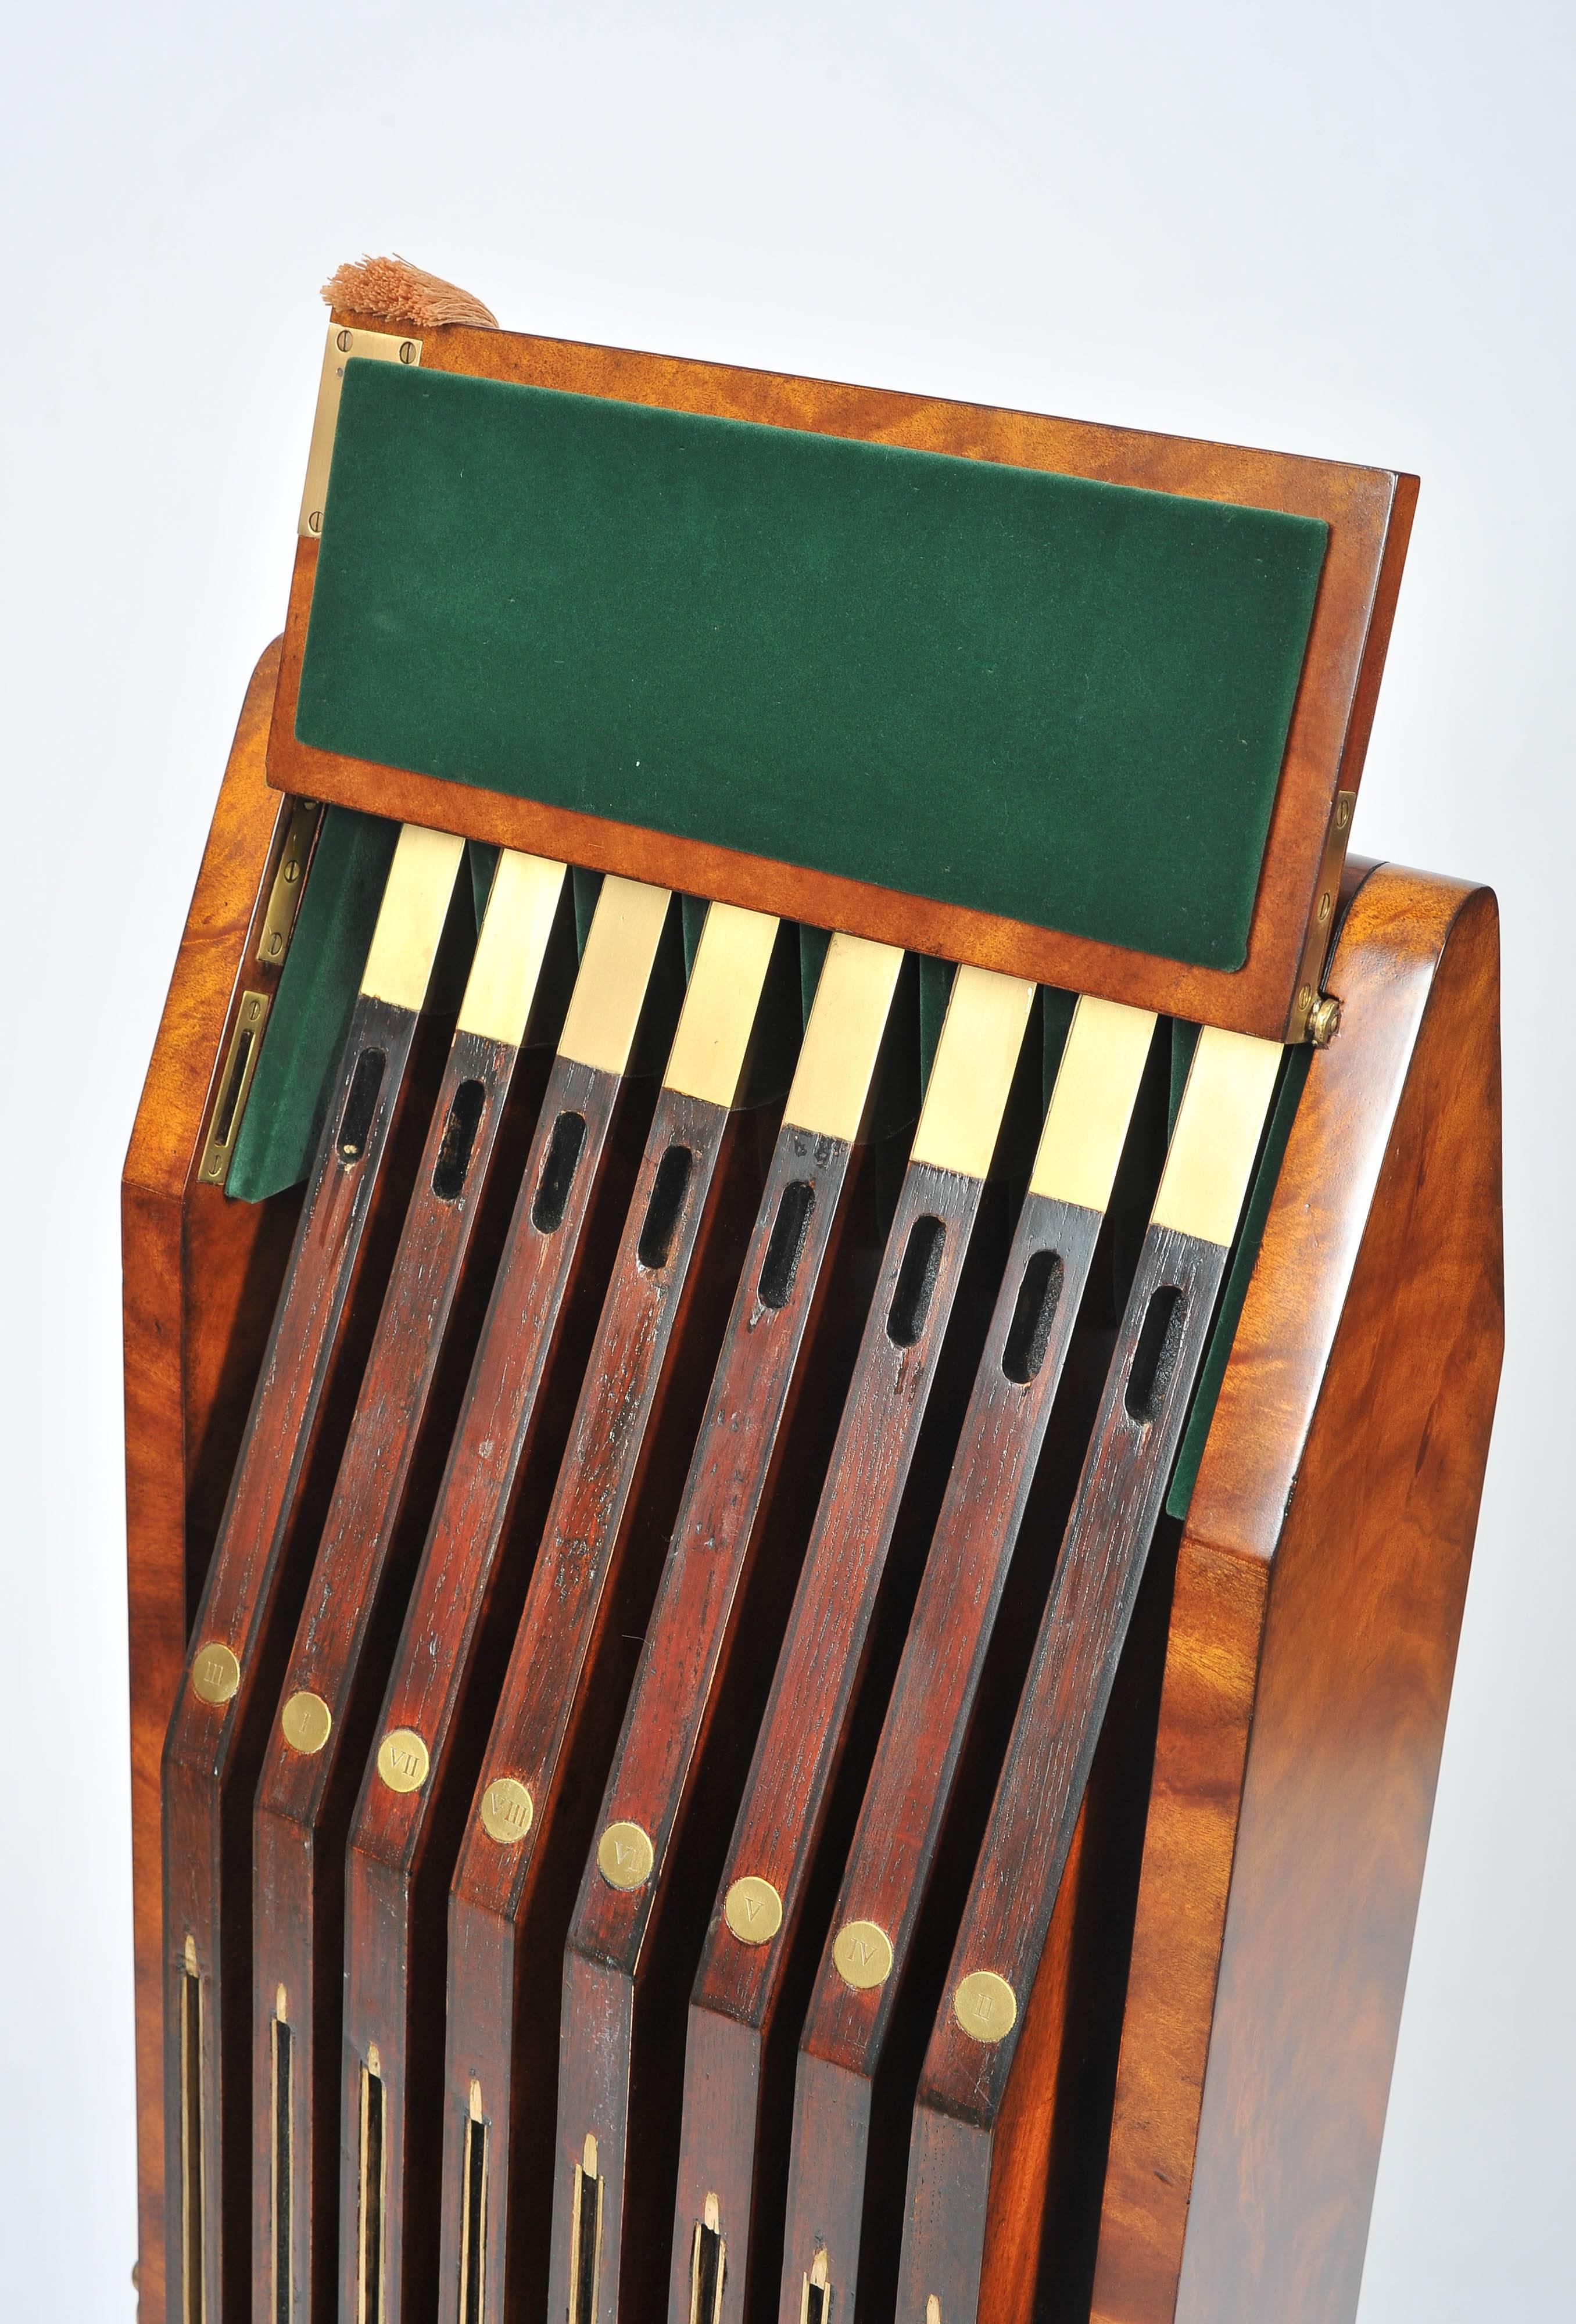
[264,314,1417,1043]
[123,638,297,2324]
[1091,863,1503,2324]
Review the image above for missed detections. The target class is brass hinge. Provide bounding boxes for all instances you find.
[257,799,322,970]
[198,990,270,1189]
[299,324,422,539]
[1289,788,1356,1043]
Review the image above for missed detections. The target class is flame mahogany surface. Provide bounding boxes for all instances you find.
[126,627,1501,2324]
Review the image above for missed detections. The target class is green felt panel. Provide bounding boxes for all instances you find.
[227,808,399,1203]
[1166,1041,1311,1520]
[299,363,1328,973]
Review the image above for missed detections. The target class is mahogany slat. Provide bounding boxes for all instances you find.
[339,1074,772,2324]
[249,1002,557,2324]
[674,1164,1117,2324]
[894,1212,1241,2324]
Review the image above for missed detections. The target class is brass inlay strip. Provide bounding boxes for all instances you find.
[180,1951,205,2324]
[689,2193,726,2324]
[1152,1027,1284,1248]
[782,933,905,1143]
[271,2010,293,2324]
[356,2060,386,2324]
[456,852,568,1046]
[359,826,467,1014]
[557,878,674,1076]
[257,801,322,970]
[459,2104,488,2324]
[1029,996,1156,1211]
[198,989,271,1189]
[299,324,422,539]
[568,2135,603,2324]
[662,903,781,1107]
[908,966,1036,1180]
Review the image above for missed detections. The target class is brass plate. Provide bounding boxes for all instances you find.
[191,1642,241,1706]
[557,877,674,1075]
[783,934,905,1143]
[832,1919,894,1991]
[723,1875,783,1946]
[662,905,782,1107]
[376,1727,431,1793]
[597,1821,655,1890]
[257,799,321,969]
[198,989,271,1189]
[360,824,467,1013]
[909,966,1037,1180]
[953,1968,1018,2043]
[1152,1026,1284,1248]
[299,323,422,539]
[281,1690,332,1755]
[1029,996,1157,1211]
[456,851,568,1046]
[479,1777,535,1845]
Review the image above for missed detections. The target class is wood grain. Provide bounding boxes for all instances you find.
[162,968,452,2324]
[341,1078,772,2324]
[124,639,293,2323]
[267,319,1417,1043]
[248,1017,551,2324]
[675,1180,1103,2324]
[1089,866,1503,2324]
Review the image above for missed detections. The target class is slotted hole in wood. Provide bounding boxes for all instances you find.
[758,1179,816,1310]
[213,1025,255,1147]
[690,2217,725,2324]
[887,1214,945,1347]
[180,1967,204,2324]
[637,1143,694,1271]
[1001,1249,1065,1384]
[271,2018,292,2324]
[358,2064,385,2324]
[338,1048,387,1164]
[1125,1282,1185,1423]
[801,2271,829,2324]
[460,2115,487,2324]
[433,1079,487,1200]
[569,2158,601,2324]
[532,1110,586,1234]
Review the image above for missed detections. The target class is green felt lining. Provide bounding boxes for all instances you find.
[226,808,400,1203]
[298,361,1328,973]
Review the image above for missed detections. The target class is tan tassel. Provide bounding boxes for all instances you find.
[320,254,498,331]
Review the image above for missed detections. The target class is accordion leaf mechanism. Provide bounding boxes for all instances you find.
[123,268,1501,2324]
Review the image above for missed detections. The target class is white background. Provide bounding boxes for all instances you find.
[2,3,1570,2316]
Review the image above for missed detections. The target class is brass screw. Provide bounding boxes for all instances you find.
[336,328,353,353]
[399,339,417,364]
[1317,890,1333,923]
[1308,995,1342,1048]
[1296,985,1314,1015]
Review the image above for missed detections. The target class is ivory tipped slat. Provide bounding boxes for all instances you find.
[341,899,783,2324]
[534,936,943,2324]
[159,822,469,2324]
[766,998,1160,2324]
[246,851,570,2324]
[893,1030,1284,2324]
[438,928,896,2324]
